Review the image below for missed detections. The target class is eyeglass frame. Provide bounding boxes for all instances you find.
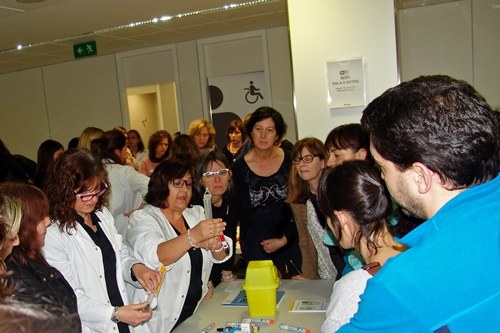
[75,183,108,202]
[292,154,319,165]
[202,168,230,179]
[170,179,194,189]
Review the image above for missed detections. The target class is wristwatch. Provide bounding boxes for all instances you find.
[111,306,120,324]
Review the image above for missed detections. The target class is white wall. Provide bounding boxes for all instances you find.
[288,0,398,142]
[0,26,293,160]
[397,0,500,110]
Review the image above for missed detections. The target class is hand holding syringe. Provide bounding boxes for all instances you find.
[203,189,230,254]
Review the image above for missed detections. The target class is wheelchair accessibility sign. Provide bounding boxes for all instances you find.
[208,71,268,116]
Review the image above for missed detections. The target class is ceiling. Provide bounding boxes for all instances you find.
[0,0,288,75]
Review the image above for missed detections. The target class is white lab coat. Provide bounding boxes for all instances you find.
[43,207,147,333]
[104,161,149,236]
[126,204,233,333]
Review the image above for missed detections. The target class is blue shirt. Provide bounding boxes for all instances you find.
[337,174,500,333]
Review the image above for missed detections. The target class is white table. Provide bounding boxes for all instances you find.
[174,279,334,333]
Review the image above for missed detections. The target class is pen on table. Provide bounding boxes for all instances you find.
[279,323,311,333]
[199,322,216,333]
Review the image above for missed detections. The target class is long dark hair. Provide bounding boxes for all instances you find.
[91,130,126,164]
[318,160,392,255]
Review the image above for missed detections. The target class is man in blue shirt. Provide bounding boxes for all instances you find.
[338,75,500,332]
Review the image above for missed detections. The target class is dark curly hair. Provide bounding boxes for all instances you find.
[362,75,500,189]
[147,130,172,163]
[318,160,392,256]
[146,160,192,209]
[43,149,109,233]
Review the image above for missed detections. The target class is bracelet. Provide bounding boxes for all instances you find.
[221,273,234,282]
[111,306,120,324]
[187,229,197,248]
[214,245,226,253]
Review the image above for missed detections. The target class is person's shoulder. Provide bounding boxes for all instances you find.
[335,269,372,288]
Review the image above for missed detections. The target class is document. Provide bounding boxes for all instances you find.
[289,299,329,313]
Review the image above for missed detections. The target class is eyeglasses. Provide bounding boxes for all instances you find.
[292,154,318,164]
[202,169,230,179]
[171,179,193,189]
[75,183,108,202]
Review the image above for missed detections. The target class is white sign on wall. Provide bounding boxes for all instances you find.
[327,57,366,109]
[207,71,268,148]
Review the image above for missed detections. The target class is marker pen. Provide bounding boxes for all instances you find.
[199,322,216,333]
[279,323,311,333]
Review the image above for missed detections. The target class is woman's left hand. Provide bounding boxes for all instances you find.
[261,236,287,253]
[132,263,162,293]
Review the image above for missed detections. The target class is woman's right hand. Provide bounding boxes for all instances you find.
[191,218,226,244]
[116,302,153,327]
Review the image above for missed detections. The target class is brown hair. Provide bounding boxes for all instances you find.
[44,149,109,233]
[0,183,49,267]
[187,119,216,149]
[287,137,326,204]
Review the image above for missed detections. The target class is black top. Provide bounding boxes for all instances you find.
[77,212,129,333]
[232,149,301,270]
[222,144,244,167]
[171,221,203,330]
[7,252,82,332]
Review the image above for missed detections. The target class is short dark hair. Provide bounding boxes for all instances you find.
[146,160,192,208]
[361,75,500,189]
[227,119,247,143]
[245,106,287,143]
[324,123,369,153]
[317,160,392,255]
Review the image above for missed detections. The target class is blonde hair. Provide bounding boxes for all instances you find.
[187,119,216,149]
[77,127,104,150]
[0,194,22,250]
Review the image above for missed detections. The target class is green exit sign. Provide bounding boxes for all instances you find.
[73,41,97,59]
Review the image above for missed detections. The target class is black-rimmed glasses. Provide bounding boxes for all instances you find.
[171,179,193,189]
[292,154,318,165]
[202,169,230,179]
[75,183,108,202]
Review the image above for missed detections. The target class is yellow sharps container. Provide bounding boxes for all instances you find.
[242,260,280,317]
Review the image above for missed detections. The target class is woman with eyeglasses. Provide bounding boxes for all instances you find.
[43,149,161,333]
[287,137,345,281]
[232,106,301,278]
[192,150,238,293]
[126,160,232,333]
[92,130,150,236]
